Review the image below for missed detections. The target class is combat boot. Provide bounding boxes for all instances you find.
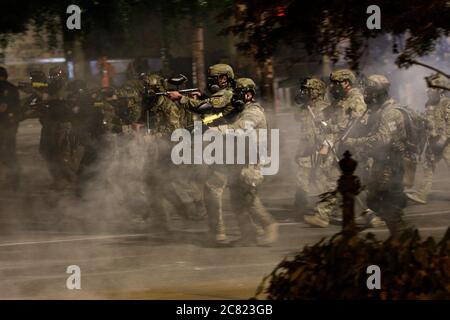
[304,212,329,228]
[211,232,230,247]
[363,209,386,228]
[406,192,427,204]
[262,222,279,244]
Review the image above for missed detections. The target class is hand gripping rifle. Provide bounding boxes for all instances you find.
[306,105,340,163]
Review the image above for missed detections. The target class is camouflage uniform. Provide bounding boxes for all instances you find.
[211,78,278,245]
[0,70,21,189]
[175,65,238,243]
[141,74,188,230]
[178,64,235,116]
[293,78,337,214]
[173,97,208,220]
[407,74,450,204]
[344,75,414,237]
[305,69,369,228]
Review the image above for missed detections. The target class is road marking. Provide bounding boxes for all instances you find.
[0,233,152,248]
[407,210,449,217]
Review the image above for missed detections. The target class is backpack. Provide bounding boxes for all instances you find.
[395,106,427,158]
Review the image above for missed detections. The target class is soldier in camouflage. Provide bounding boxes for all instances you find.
[168,64,236,244]
[407,73,450,204]
[211,78,279,246]
[343,75,415,237]
[304,69,382,228]
[168,64,234,115]
[292,77,337,215]
[141,74,195,232]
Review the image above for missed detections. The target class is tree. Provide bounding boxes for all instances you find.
[225,0,450,70]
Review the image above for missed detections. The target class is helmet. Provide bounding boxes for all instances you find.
[48,66,68,82]
[302,78,326,93]
[426,73,449,89]
[295,77,326,104]
[364,74,390,106]
[141,73,166,92]
[303,77,326,97]
[235,78,256,95]
[365,74,390,94]
[208,64,235,79]
[330,69,356,84]
[232,78,257,110]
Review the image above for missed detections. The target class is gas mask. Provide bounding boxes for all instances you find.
[231,90,249,112]
[329,81,346,100]
[142,86,159,109]
[207,76,221,93]
[364,88,387,109]
[294,87,310,105]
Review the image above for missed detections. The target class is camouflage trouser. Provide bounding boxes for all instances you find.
[415,143,450,200]
[314,191,369,221]
[170,163,207,219]
[403,156,417,189]
[0,123,20,188]
[295,154,339,213]
[313,161,369,222]
[367,157,411,237]
[204,165,275,239]
[144,139,182,227]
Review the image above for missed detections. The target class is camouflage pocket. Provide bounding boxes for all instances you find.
[240,166,264,187]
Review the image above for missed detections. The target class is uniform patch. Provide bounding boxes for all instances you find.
[388,121,397,132]
[210,97,222,106]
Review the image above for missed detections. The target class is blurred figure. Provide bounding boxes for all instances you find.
[292,77,337,216]
[168,64,235,245]
[407,74,450,204]
[97,56,115,88]
[212,78,279,246]
[39,66,78,190]
[304,69,369,228]
[140,74,186,232]
[343,75,415,237]
[0,66,21,189]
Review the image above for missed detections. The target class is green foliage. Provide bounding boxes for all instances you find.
[226,0,450,68]
[258,228,450,299]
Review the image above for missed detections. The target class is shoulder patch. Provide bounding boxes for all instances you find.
[388,121,397,132]
[210,96,222,106]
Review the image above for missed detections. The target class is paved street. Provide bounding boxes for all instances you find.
[0,115,449,299]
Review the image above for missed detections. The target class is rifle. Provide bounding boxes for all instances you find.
[306,105,339,163]
[338,108,369,143]
[151,88,200,97]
